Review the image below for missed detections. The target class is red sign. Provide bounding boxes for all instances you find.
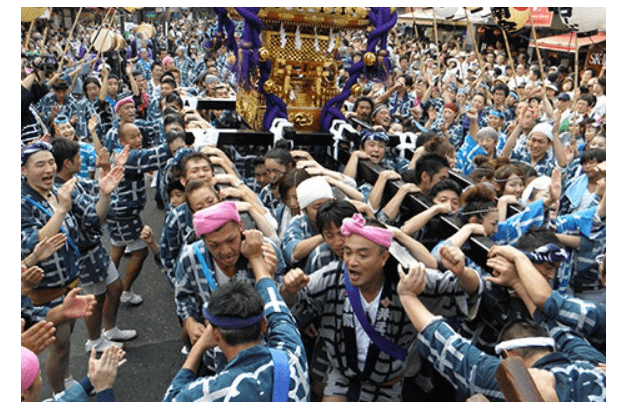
[584,45,605,76]
[527,7,553,27]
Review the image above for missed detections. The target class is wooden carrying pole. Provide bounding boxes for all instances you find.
[56,7,84,73]
[23,19,36,50]
[21,19,36,69]
[411,8,419,39]
[432,12,443,85]
[501,29,522,99]
[529,17,547,98]
[95,8,117,64]
[40,8,53,54]
[463,7,491,101]
[69,8,117,90]
[574,34,580,104]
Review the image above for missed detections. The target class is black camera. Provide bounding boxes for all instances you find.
[23,54,57,73]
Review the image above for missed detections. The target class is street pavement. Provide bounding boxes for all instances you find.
[38,177,187,401]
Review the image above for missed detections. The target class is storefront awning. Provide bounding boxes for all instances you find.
[397,8,492,26]
[529,31,606,53]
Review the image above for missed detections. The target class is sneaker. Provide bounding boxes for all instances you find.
[85,336,124,353]
[103,326,137,341]
[120,290,143,305]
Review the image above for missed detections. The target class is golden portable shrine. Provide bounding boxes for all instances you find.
[217,7,394,132]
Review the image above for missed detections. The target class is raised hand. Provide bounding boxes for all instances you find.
[57,177,77,213]
[186,320,206,346]
[98,164,125,195]
[545,168,562,206]
[240,230,264,261]
[440,246,466,277]
[21,319,56,355]
[352,150,371,160]
[283,268,310,295]
[595,177,606,198]
[212,173,240,187]
[485,255,519,288]
[261,242,278,275]
[31,232,67,263]
[434,201,454,215]
[21,265,45,294]
[379,170,402,182]
[112,145,130,168]
[234,201,252,213]
[487,244,524,263]
[88,346,126,393]
[96,147,111,171]
[396,262,427,298]
[193,322,218,351]
[399,182,422,195]
[290,150,314,161]
[61,287,96,319]
[88,113,99,134]
[218,186,244,201]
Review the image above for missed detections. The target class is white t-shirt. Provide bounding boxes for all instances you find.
[592,95,606,118]
[575,187,597,213]
[213,260,232,287]
[354,287,383,372]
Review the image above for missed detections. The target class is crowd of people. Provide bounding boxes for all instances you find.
[21,8,606,402]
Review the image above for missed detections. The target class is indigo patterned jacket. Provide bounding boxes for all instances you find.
[173,238,286,323]
[417,316,606,401]
[163,277,310,402]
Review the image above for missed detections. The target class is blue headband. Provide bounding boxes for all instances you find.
[361,130,389,145]
[509,92,519,101]
[54,115,69,125]
[203,303,264,329]
[523,244,569,264]
[490,109,504,119]
[21,141,53,165]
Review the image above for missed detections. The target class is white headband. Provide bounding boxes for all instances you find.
[521,175,551,206]
[296,177,334,210]
[494,337,555,356]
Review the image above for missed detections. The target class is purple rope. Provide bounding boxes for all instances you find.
[320,7,396,132]
[234,7,287,131]
[366,8,396,78]
[214,8,238,52]
[234,7,260,89]
[206,8,238,76]
[321,61,364,131]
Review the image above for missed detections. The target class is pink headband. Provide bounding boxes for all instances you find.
[115,96,134,112]
[21,347,40,393]
[340,213,393,248]
[193,201,241,236]
[162,56,173,66]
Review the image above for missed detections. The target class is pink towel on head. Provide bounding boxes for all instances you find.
[340,213,393,248]
[193,201,241,236]
[162,56,173,66]
[21,347,39,393]
[115,96,134,112]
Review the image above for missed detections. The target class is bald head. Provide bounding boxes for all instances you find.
[119,123,142,149]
